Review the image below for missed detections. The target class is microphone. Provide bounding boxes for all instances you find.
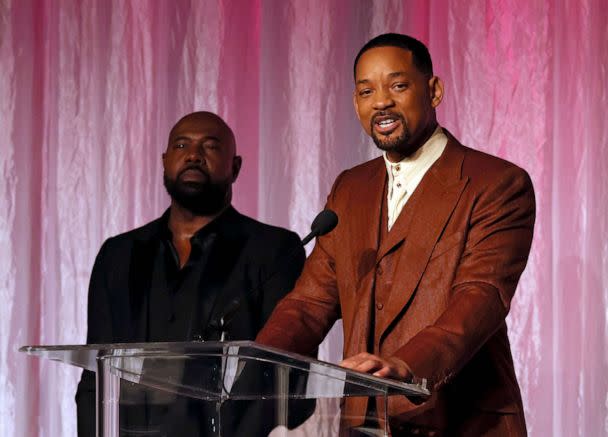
[301,209,339,246]
[208,209,338,340]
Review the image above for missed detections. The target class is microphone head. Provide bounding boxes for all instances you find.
[310,209,338,237]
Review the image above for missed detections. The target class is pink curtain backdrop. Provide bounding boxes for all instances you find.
[1,0,607,435]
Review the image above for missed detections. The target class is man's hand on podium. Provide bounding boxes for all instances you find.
[339,352,412,382]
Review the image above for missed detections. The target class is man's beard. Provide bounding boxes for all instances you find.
[163,172,230,216]
[370,113,411,152]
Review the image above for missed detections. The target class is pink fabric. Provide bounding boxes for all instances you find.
[1,1,606,435]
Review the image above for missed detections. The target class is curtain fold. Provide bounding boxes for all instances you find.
[1,1,606,435]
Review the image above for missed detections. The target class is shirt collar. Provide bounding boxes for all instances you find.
[159,205,237,244]
[382,125,445,174]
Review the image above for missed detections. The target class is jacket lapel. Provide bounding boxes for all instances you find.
[198,236,245,339]
[199,209,247,339]
[351,158,386,269]
[343,159,386,356]
[376,138,468,340]
[128,237,159,341]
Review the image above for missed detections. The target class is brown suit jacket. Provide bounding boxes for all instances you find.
[257,133,535,436]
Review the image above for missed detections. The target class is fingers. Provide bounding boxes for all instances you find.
[353,358,386,374]
[340,352,383,373]
[340,352,394,376]
[372,366,395,378]
[340,353,411,381]
[375,357,411,381]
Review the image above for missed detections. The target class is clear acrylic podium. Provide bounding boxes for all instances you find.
[20,341,430,436]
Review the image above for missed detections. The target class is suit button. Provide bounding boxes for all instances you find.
[376,303,383,310]
[377,266,383,275]
[168,313,175,322]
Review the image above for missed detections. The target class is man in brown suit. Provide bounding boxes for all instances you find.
[256,33,535,436]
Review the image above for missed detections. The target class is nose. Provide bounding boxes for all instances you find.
[185,145,204,163]
[372,89,395,110]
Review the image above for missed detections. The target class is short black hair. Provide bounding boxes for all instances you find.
[353,33,433,79]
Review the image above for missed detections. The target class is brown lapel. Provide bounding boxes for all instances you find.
[351,158,386,271]
[342,158,386,356]
[375,138,469,340]
[341,158,386,418]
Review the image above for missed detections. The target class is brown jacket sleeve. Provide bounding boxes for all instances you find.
[256,173,347,354]
[392,166,535,390]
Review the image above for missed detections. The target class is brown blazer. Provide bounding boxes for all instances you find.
[257,133,535,436]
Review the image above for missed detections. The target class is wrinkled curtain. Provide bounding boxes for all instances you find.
[1,1,606,436]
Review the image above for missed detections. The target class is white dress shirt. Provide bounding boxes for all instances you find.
[383,126,448,230]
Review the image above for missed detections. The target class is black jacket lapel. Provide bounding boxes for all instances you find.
[196,209,248,340]
[127,237,158,341]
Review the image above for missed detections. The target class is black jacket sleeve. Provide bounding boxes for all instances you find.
[75,240,113,437]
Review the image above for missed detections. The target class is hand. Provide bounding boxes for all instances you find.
[339,352,412,381]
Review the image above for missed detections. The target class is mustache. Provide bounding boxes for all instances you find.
[178,164,208,177]
[371,111,404,124]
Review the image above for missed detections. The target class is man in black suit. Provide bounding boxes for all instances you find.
[75,111,306,436]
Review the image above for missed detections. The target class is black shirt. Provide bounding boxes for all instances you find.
[146,210,220,342]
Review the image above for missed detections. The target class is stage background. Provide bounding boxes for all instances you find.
[1,0,607,435]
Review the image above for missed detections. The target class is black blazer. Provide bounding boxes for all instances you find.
[76,207,305,436]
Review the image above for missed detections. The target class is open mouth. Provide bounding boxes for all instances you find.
[373,114,402,135]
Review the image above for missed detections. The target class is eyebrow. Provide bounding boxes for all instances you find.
[388,71,408,79]
[356,71,409,86]
[171,135,221,143]
[171,135,191,143]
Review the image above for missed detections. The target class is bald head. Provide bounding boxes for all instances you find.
[168,111,236,155]
[163,111,242,216]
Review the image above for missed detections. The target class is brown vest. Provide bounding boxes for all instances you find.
[372,180,425,354]
[357,180,428,431]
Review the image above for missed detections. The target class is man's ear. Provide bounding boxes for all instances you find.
[429,76,444,108]
[232,156,242,182]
